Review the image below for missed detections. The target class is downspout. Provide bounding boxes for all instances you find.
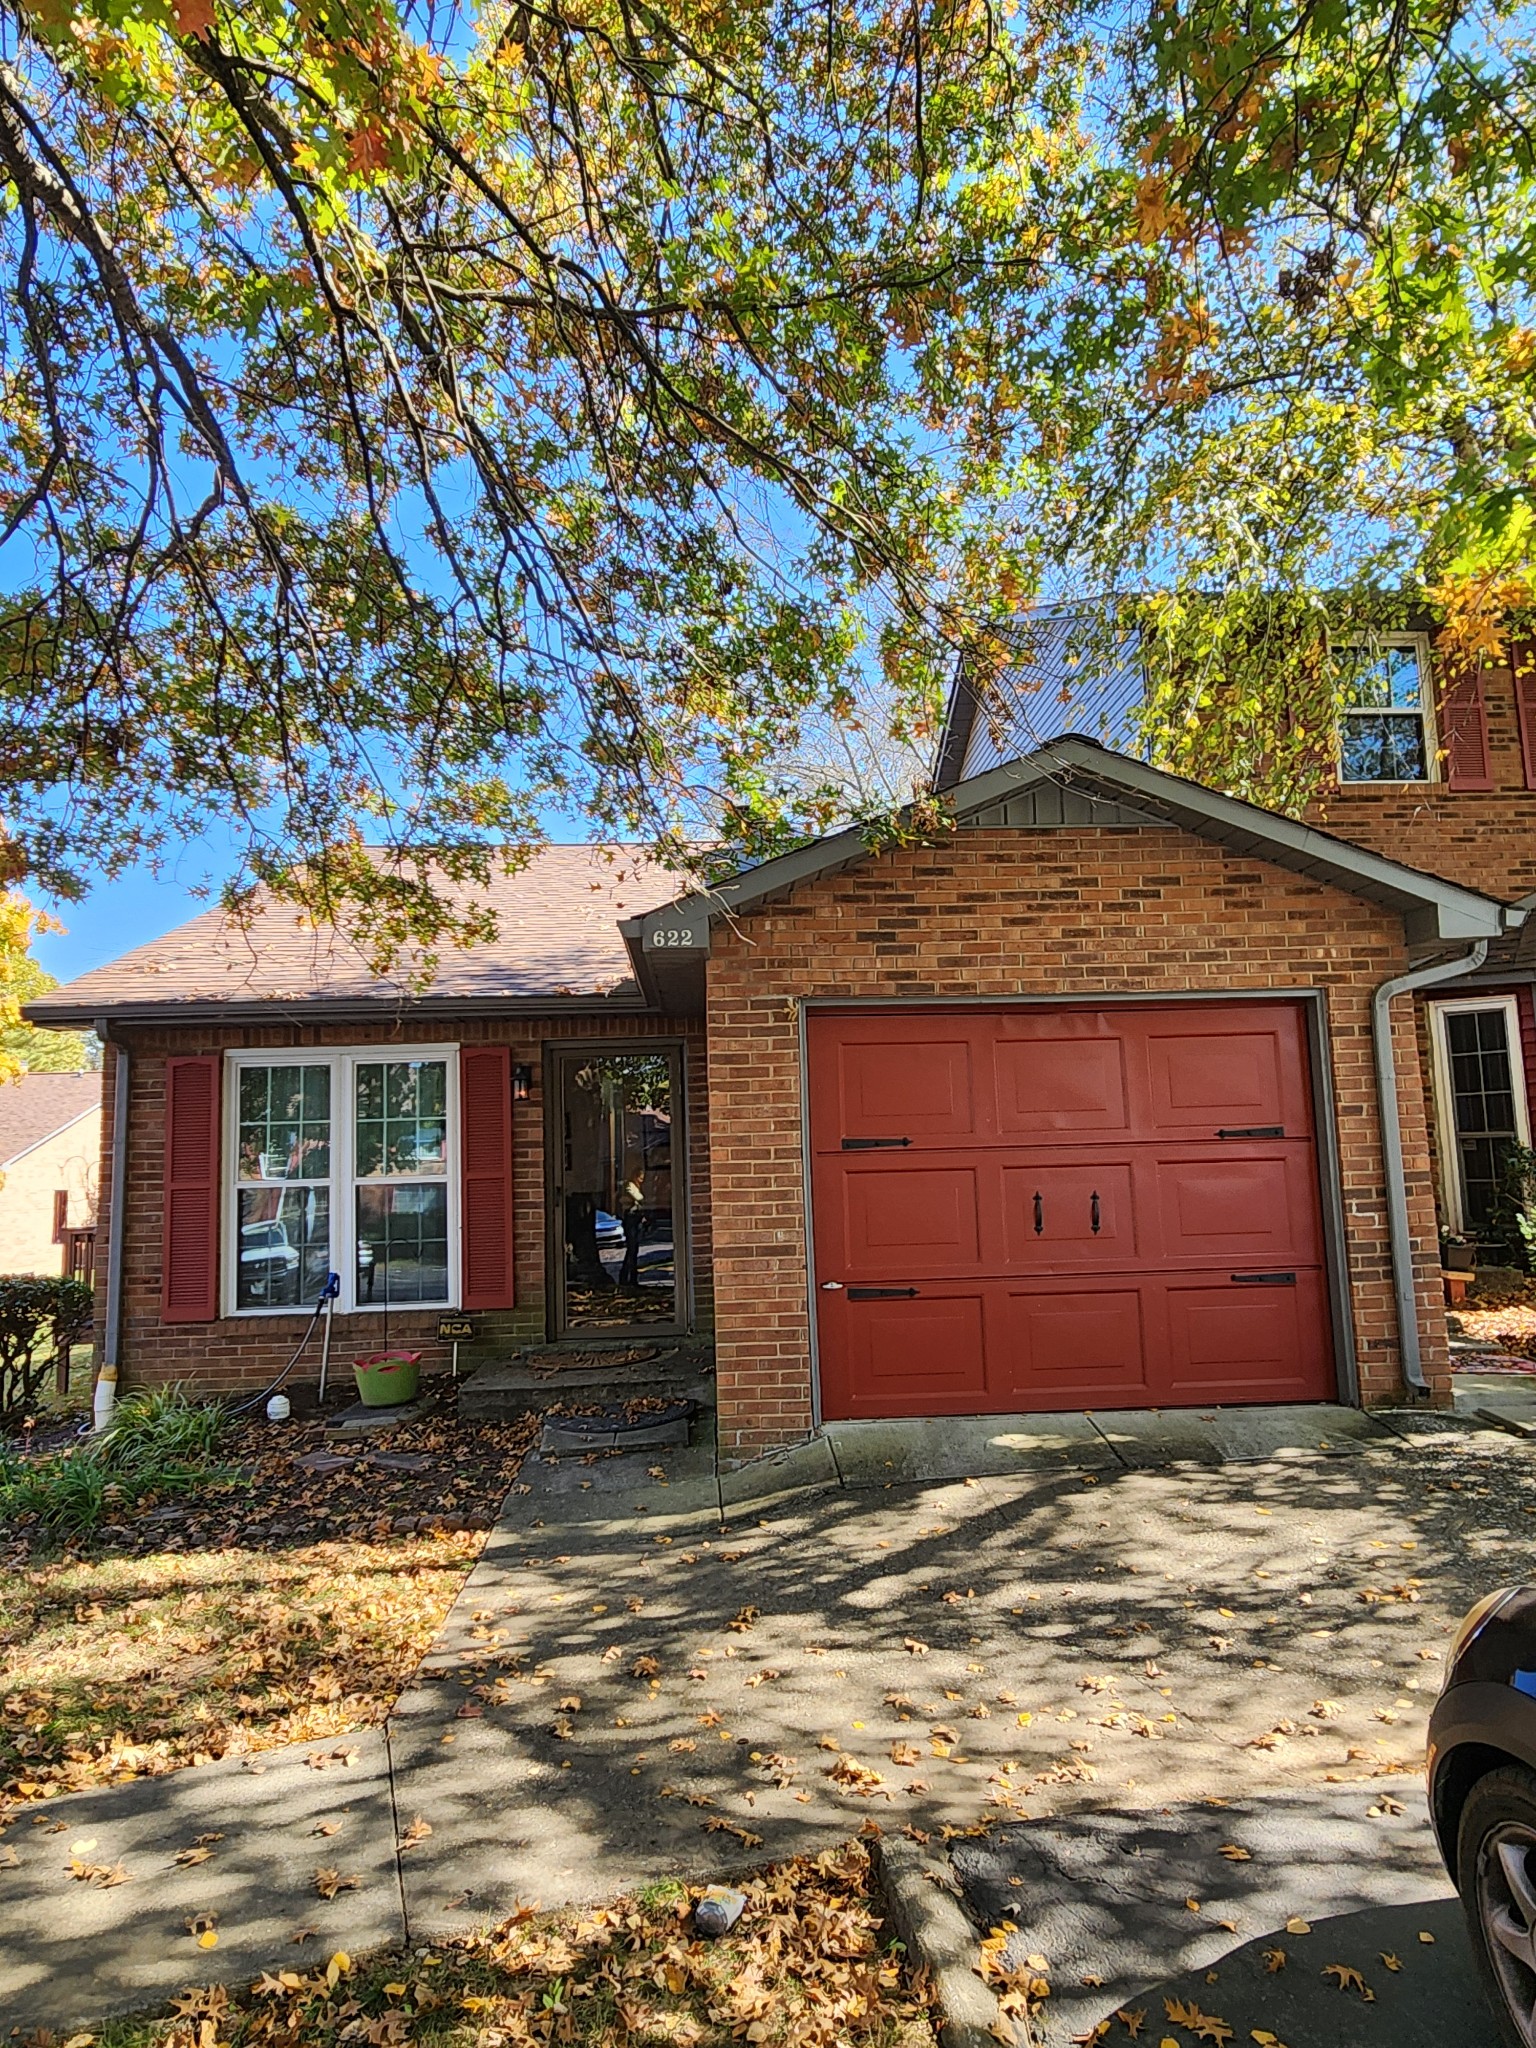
[97,1022,129,1424]
[1371,942,1488,1396]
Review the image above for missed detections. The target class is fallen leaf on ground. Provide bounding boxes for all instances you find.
[1322,1963,1372,1998]
[314,1866,362,1899]
[1163,1996,1233,2043]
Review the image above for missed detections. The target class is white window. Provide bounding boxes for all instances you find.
[226,1047,458,1314]
[1335,632,1438,783]
[1428,997,1531,1236]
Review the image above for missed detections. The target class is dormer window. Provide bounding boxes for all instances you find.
[1336,633,1438,784]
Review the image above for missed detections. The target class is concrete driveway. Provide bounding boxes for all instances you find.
[391,1399,1536,1931]
[6,1393,1535,2034]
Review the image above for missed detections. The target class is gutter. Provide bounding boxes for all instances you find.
[1371,943,1490,1395]
[98,1023,129,1383]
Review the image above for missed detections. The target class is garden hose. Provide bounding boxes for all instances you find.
[228,1271,342,1418]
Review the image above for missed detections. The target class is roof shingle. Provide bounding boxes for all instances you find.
[0,1072,101,1163]
[25,847,683,1024]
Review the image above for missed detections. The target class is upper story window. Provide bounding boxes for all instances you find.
[228,1048,456,1314]
[1336,632,1438,784]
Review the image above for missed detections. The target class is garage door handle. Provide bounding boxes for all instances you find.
[1217,1125,1285,1138]
[1230,1271,1297,1285]
[1033,1191,1044,1235]
[842,1136,913,1149]
[846,1286,919,1300]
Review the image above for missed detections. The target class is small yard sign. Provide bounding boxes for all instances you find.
[437,1315,476,1341]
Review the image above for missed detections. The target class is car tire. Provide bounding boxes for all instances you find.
[1458,1764,1536,2048]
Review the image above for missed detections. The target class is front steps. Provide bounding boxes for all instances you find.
[457,1338,714,1422]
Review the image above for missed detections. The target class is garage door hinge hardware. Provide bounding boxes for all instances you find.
[841,1136,912,1149]
[1216,1124,1285,1138]
[1230,1271,1297,1285]
[846,1286,919,1299]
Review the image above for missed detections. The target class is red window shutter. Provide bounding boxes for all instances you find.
[460,1046,514,1310]
[1514,639,1536,790]
[162,1054,221,1322]
[1439,652,1493,789]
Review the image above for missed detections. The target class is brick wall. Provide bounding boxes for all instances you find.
[99,1012,708,1395]
[706,825,1448,1462]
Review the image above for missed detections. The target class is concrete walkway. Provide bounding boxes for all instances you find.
[5,1391,1536,2032]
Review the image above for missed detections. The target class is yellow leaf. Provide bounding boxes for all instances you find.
[1418,1930,1436,1943]
[1285,1917,1311,1935]
[197,1930,218,1950]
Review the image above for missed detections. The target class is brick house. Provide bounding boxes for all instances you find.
[25,627,1536,1463]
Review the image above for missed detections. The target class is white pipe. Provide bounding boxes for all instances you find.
[1371,941,1489,1394]
[96,1025,129,1430]
[317,1288,335,1403]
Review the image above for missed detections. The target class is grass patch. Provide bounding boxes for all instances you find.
[57,1842,935,2048]
[1,1397,539,1805]
[0,1385,231,1533]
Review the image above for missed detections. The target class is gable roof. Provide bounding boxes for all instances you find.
[0,1072,101,1165]
[936,610,1146,788]
[623,736,1523,1002]
[25,847,683,1028]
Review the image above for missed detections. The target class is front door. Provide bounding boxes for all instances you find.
[549,1047,685,1334]
[809,1002,1336,1418]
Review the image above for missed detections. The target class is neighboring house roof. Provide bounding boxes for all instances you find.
[936,610,1146,789]
[625,736,1524,1006]
[25,847,683,1027]
[0,1072,101,1166]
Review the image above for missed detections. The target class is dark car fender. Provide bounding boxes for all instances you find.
[1428,1679,1536,1879]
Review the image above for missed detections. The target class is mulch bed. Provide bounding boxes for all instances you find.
[2,1383,539,1564]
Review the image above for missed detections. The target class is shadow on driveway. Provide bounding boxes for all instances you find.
[1120,1897,1492,2048]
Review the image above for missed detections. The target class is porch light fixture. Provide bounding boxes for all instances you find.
[512,1063,533,1101]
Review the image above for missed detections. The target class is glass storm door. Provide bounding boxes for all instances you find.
[1434,1001,1530,1234]
[550,1048,684,1333]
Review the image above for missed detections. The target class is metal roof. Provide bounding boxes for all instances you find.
[937,611,1146,789]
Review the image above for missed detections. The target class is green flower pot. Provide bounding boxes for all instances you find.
[351,1350,422,1407]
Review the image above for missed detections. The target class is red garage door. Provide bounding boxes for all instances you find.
[809,1003,1336,1418]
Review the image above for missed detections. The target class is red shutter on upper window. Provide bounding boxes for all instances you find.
[162,1054,221,1322]
[1438,651,1494,789]
[460,1045,514,1310]
[1513,639,1536,790]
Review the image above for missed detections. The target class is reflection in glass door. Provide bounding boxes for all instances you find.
[551,1048,684,1332]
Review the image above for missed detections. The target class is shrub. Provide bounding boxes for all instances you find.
[1495,1145,1536,1273]
[0,1275,93,1420]
[0,1384,230,1535]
